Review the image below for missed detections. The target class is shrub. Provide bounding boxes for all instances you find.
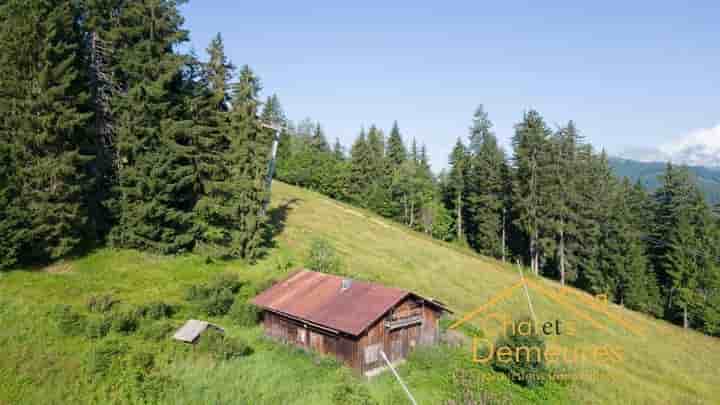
[305,238,342,274]
[136,301,176,320]
[86,294,117,313]
[50,304,86,336]
[140,320,175,341]
[85,315,112,339]
[200,288,235,317]
[185,284,212,301]
[197,329,253,360]
[207,272,243,294]
[85,338,127,376]
[130,351,155,373]
[491,318,547,387]
[111,310,139,335]
[229,299,260,327]
[331,372,378,405]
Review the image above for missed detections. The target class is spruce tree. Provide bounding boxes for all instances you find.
[666,211,702,328]
[386,121,407,166]
[0,144,27,269]
[349,129,373,205]
[311,123,330,153]
[228,65,272,261]
[446,139,470,242]
[190,34,239,257]
[106,0,197,254]
[511,110,552,274]
[0,0,93,263]
[466,106,507,258]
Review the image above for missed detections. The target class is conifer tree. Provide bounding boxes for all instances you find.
[190,34,239,257]
[511,110,552,274]
[311,123,330,153]
[228,65,272,261]
[667,211,702,328]
[466,106,507,258]
[349,129,373,205]
[447,139,470,242]
[106,0,197,254]
[0,0,93,263]
[386,121,407,166]
[0,144,26,269]
[332,138,345,161]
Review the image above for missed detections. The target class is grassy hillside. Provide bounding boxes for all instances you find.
[1,181,718,404]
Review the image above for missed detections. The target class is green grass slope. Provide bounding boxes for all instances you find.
[0,181,718,404]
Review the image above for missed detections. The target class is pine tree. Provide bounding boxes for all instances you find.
[349,129,372,206]
[106,0,197,254]
[205,33,235,110]
[228,65,272,261]
[511,110,552,274]
[190,34,239,257]
[0,144,27,269]
[466,106,507,258]
[446,139,470,242]
[332,138,345,161]
[386,121,407,166]
[666,211,702,328]
[311,123,330,153]
[0,0,93,263]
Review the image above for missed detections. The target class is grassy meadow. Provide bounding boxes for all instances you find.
[0,181,717,404]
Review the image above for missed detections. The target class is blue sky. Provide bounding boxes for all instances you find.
[180,0,719,170]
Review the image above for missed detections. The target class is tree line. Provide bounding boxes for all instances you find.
[0,0,274,267]
[274,104,720,336]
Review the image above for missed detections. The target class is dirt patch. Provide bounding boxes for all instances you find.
[43,262,74,274]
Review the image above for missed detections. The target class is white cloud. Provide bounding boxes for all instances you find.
[661,124,720,155]
[616,124,720,167]
[658,124,720,167]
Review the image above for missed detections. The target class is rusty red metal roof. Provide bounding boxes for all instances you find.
[252,270,413,336]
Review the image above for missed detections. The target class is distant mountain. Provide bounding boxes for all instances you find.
[609,157,720,205]
[617,125,720,168]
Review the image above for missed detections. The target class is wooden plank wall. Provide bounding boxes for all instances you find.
[261,298,443,375]
[262,311,359,369]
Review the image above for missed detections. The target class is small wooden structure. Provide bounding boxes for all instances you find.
[172,320,224,344]
[252,270,450,375]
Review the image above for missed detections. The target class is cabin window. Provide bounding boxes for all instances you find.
[364,344,381,364]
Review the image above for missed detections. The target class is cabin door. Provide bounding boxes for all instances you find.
[389,328,407,361]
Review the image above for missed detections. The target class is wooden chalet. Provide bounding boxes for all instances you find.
[252,270,450,375]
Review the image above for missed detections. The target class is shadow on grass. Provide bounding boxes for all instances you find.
[260,197,302,252]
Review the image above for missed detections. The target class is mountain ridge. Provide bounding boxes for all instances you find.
[609,156,720,205]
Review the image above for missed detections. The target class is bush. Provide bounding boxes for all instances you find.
[491,318,547,387]
[85,338,127,376]
[229,299,260,327]
[305,238,342,274]
[110,310,139,335]
[197,329,253,360]
[85,315,112,339]
[186,272,243,317]
[331,372,378,405]
[185,284,212,301]
[86,294,117,313]
[140,320,175,341]
[136,301,176,320]
[50,304,86,336]
[130,351,155,373]
[208,272,243,294]
[200,288,235,317]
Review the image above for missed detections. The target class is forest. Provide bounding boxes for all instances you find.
[1,0,719,339]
